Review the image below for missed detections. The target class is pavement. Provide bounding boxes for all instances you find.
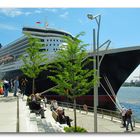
[64,109,140,133]
[0,94,17,132]
[0,92,140,133]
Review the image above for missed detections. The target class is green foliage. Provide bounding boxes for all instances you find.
[48,32,99,131]
[20,34,48,94]
[64,126,87,132]
[20,34,48,79]
[48,32,99,99]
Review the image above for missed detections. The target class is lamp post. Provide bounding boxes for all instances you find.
[87,13,101,132]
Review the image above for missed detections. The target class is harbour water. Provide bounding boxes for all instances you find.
[117,87,140,122]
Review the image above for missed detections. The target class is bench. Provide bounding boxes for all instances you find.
[51,110,71,128]
[52,111,68,130]
[52,110,58,121]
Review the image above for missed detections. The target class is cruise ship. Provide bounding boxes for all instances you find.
[1,26,140,110]
[0,26,71,79]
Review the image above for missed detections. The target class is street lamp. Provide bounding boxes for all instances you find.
[87,14,100,19]
[87,13,101,132]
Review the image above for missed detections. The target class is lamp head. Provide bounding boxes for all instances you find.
[87,14,101,20]
[87,14,93,20]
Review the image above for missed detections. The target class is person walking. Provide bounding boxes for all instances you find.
[121,106,127,127]
[20,78,28,98]
[13,76,19,97]
[3,80,10,97]
[126,108,134,131]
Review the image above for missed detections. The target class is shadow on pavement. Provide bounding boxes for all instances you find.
[0,96,17,103]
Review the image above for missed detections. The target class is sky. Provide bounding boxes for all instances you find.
[0,3,140,140]
[1,8,140,82]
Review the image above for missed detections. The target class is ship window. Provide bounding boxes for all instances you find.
[40,39,44,42]
[57,40,58,42]
[39,49,46,52]
[47,39,49,41]
[50,44,51,46]
[54,44,55,46]
[53,39,55,41]
[57,44,59,46]
[46,49,48,51]
[50,39,52,41]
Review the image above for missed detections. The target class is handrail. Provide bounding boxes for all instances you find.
[47,99,137,127]
[48,99,120,117]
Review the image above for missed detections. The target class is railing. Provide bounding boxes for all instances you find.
[48,100,121,119]
[47,100,136,127]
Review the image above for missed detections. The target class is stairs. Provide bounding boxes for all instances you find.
[19,97,66,133]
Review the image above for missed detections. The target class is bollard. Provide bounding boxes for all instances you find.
[101,109,104,118]
[79,105,81,113]
[110,112,113,121]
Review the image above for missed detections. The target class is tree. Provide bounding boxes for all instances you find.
[48,32,99,132]
[20,34,48,95]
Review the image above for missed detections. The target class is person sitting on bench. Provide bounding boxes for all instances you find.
[56,107,71,127]
[50,100,58,111]
[29,93,45,119]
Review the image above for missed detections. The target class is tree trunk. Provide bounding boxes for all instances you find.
[32,78,35,94]
[73,98,77,132]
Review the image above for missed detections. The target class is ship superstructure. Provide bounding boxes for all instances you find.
[0,26,71,79]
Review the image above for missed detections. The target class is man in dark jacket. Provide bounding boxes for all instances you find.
[3,80,10,97]
[126,109,134,131]
[28,94,46,119]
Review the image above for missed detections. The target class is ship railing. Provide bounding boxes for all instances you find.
[47,100,136,127]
